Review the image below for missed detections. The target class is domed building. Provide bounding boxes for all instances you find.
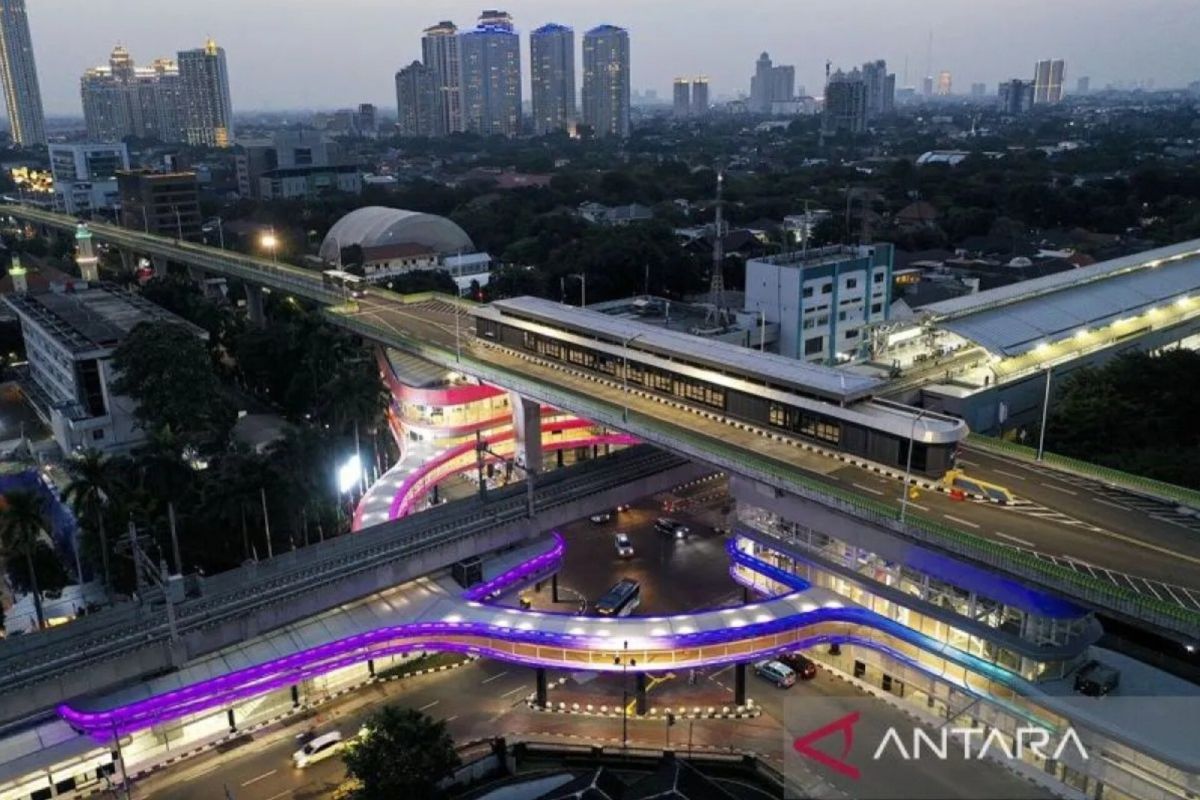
[319,206,474,272]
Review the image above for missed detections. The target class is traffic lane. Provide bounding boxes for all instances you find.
[551,501,740,616]
[142,659,548,800]
[826,461,1200,588]
[354,304,1195,583]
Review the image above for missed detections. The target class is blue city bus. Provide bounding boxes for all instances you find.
[595,578,641,617]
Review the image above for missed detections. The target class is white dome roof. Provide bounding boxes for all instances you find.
[319,206,474,261]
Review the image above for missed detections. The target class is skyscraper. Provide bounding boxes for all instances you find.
[0,0,45,146]
[1076,76,1090,95]
[970,82,987,97]
[1033,59,1066,104]
[691,77,709,117]
[530,23,575,135]
[750,52,794,113]
[673,78,691,119]
[581,25,630,138]
[460,11,522,137]
[81,46,185,143]
[178,39,233,147]
[822,67,867,135]
[421,21,462,136]
[395,61,437,137]
[999,78,1034,114]
[922,75,934,97]
[861,59,895,117]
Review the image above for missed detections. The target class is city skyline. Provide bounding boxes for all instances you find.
[21,0,1200,116]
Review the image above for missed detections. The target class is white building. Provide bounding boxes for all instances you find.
[443,252,493,294]
[48,142,130,215]
[744,244,893,364]
[3,283,207,455]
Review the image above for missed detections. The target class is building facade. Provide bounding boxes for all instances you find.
[0,0,45,146]
[745,244,893,363]
[117,169,202,240]
[178,39,234,147]
[421,20,463,136]
[395,60,438,137]
[3,284,207,455]
[1033,58,1065,104]
[672,78,690,119]
[529,23,575,135]
[80,46,185,143]
[258,164,362,200]
[999,78,1035,114]
[690,77,709,117]
[581,25,630,138]
[460,15,522,137]
[822,67,867,135]
[749,52,794,113]
[861,59,895,117]
[48,142,130,215]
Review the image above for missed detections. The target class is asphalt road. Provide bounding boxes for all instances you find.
[345,296,1200,591]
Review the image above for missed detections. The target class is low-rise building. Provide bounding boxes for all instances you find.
[258,164,362,200]
[48,143,130,216]
[117,169,202,240]
[577,202,653,226]
[3,282,207,455]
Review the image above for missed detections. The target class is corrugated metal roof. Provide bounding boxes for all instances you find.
[932,241,1200,357]
[386,348,450,388]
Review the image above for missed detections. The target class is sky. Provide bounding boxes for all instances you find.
[30,0,1200,115]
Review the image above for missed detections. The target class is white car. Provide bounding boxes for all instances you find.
[292,730,344,768]
[614,532,634,557]
[590,511,614,524]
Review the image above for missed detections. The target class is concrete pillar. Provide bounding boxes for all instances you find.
[152,255,168,277]
[535,668,548,708]
[245,284,266,327]
[510,393,542,475]
[75,224,99,282]
[635,672,648,716]
[734,663,747,706]
[187,264,207,284]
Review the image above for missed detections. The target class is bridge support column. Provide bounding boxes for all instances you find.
[119,248,135,274]
[245,284,266,327]
[152,255,169,277]
[510,393,543,476]
[635,672,648,716]
[535,668,548,708]
[734,663,747,706]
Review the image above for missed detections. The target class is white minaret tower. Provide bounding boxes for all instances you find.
[75,222,99,282]
[9,254,27,292]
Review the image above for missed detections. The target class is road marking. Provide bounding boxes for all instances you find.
[943,514,981,529]
[1093,497,1129,510]
[895,498,930,512]
[241,770,277,787]
[443,715,459,723]
[852,482,885,496]
[992,531,1034,547]
[1041,483,1078,496]
[481,670,510,685]
[957,459,978,467]
[418,700,439,712]
[263,792,292,800]
[501,685,528,698]
[993,469,1027,481]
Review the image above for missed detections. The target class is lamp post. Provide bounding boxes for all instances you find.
[621,333,645,422]
[1036,366,1053,461]
[899,410,930,523]
[615,641,636,749]
[261,227,279,263]
[204,216,225,249]
[171,205,183,241]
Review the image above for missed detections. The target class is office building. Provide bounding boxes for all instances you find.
[460,12,522,137]
[672,78,691,119]
[356,103,377,137]
[749,52,794,113]
[744,243,893,363]
[258,164,362,200]
[970,81,987,97]
[235,129,343,198]
[1033,58,1065,104]
[581,25,630,138]
[530,23,575,135]
[999,78,1035,114]
[421,21,463,136]
[936,70,952,96]
[117,169,202,240]
[80,46,185,143]
[395,60,438,137]
[822,67,867,135]
[0,0,44,145]
[1076,75,1090,95]
[4,283,207,455]
[861,59,895,117]
[178,39,234,147]
[691,77,709,117]
[921,75,934,97]
[48,142,130,215]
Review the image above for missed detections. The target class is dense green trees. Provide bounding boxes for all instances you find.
[343,706,460,800]
[1045,350,1200,488]
[0,491,51,628]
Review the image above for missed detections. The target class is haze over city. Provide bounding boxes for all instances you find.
[31,0,1200,114]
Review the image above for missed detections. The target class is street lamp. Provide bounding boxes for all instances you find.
[203,216,225,249]
[171,205,183,241]
[261,228,279,263]
[615,641,636,749]
[621,333,645,422]
[1036,365,1053,461]
[899,409,930,524]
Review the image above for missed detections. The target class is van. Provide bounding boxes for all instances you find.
[1074,660,1119,697]
[292,730,344,768]
[753,660,797,688]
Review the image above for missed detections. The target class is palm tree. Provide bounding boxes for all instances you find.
[0,491,49,630]
[62,449,113,595]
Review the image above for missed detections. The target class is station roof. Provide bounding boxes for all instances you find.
[924,238,1200,357]
[483,296,882,403]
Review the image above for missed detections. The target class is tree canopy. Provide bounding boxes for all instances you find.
[342,706,460,800]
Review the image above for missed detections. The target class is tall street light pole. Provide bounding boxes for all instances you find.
[899,410,930,524]
[1037,366,1053,461]
[621,333,645,422]
[616,641,635,749]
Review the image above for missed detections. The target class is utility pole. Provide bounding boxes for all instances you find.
[1037,366,1053,461]
[168,502,182,575]
[113,721,132,800]
[260,487,273,560]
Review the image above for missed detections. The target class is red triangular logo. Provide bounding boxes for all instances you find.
[792,710,861,779]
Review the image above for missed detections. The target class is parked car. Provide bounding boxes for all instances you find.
[292,730,343,768]
[778,652,818,680]
[590,510,613,524]
[614,532,634,557]
[753,660,797,688]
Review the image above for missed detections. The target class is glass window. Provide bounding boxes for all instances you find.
[846,277,858,289]
[804,337,824,356]
[821,282,833,294]
[802,286,814,298]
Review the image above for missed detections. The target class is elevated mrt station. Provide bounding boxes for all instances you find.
[865,238,1200,433]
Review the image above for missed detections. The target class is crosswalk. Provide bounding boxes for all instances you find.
[1002,546,1200,613]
